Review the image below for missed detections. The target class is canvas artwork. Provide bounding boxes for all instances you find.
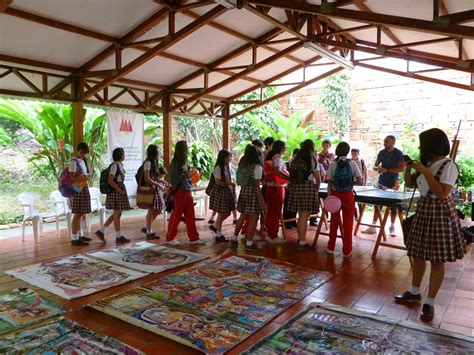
[6,255,145,300]
[0,288,65,335]
[0,317,142,354]
[88,241,208,273]
[243,303,474,354]
[91,250,333,354]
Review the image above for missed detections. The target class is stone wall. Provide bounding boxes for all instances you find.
[279,68,474,169]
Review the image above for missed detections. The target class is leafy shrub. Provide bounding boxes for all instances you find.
[456,155,474,189]
[188,142,215,180]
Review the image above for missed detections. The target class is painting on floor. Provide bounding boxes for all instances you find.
[90,250,333,354]
[243,303,474,354]
[0,317,142,354]
[88,241,208,273]
[0,288,65,335]
[6,255,145,299]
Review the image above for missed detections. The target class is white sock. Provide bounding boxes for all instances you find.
[115,231,121,238]
[100,226,106,233]
[78,228,84,237]
[409,286,420,295]
[425,297,435,306]
[147,229,153,234]
[71,233,78,241]
[246,240,253,247]
[299,240,306,246]
[216,231,222,237]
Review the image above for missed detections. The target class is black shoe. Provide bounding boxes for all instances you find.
[215,235,227,243]
[309,221,318,227]
[208,219,215,224]
[95,230,105,242]
[232,219,238,225]
[146,233,160,240]
[420,303,434,322]
[116,236,131,244]
[140,227,147,234]
[79,236,91,242]
[209,225,217,233]
[245,243,259,250]
[285,224,293,229]
[394,291,422,303]
[71,239,88,246]
[297,243,313,251]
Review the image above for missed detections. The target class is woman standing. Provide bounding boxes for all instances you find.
[95,148,130,244]
[395,128,463,322]
[288,139,321,250]
[232,144,265,250]
[209,150,236,243]
[265,140,289,243]
[69,142,91,246]
[166,141,205,245]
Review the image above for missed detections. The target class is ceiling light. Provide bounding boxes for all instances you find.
[304,41,354,70]
[215,0,236,9]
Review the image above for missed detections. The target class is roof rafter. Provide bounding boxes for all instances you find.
[0,0,12,12]
[438,0,469,60]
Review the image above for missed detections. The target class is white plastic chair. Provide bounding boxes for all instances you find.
[87,187,105,231]
[49,190,72,237]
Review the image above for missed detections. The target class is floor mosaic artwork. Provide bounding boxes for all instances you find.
[88,241,208,273]
[0,317,142,354]
[243,303,474,354]
[6,255,145,299]
[0,288,65,335]
[90,250,333,354]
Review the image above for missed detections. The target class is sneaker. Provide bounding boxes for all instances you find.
[95,230,105,242]
[116,236,130,244]
[325,248,334,255]
[190,239,206,245]
[394,291,422,303]
[268,238,286,244]
[420,303,435,322]
[389,225,396,237]
[215,235,227,243]
[343,252,352,258]
[297,243,313,251]
[79,236,91,242]
[146,233,160,241]
[140,227,147,234]
[362,227,377,235]
[71,239,88,246]
[167,239,181,246]
[245,243,259,250]
[209,225,217,233]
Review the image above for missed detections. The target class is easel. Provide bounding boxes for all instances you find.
[280,198,326,240]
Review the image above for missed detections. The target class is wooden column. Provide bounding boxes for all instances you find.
[223,104,230,151]
[72,101,84,149]
[163,93,172,169]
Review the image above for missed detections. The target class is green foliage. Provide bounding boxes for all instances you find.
[236,111,338,160]
[400,120,420,161]
[320,72,352,138]
[187,142,215,180]
[456,155,474,189]
[0,127,14,147]
[175,116,222,152]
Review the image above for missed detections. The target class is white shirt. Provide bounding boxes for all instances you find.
[109,162,125,183]
[327,157,362,180]
[143,160,151,171]
[68,158,88,177]
[254,165,263,180]
[213,164,233,182]
[308,158,321,182]
[266,155,287,187]
[417,158,458,197]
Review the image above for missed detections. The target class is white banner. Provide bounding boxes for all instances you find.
[107,111,144,203]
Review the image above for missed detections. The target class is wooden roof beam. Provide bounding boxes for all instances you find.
[438,0,469,60]
[438,10,474,24]
[245,0,474,39]
[0,0,12,12]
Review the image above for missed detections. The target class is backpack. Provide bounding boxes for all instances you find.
[333,159,354,192]
[58,159,80,198]
[135,165,144,185]
[289,159,312,184]
[99,163,121,194]
[205,174,216,196]
[236,165,254,186]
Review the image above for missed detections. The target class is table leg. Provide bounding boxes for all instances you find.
[372,207,390,259]
[374,206,387,242]
[354,203,366,236]
[312,208,326,248]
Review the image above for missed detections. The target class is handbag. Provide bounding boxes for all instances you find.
[402,187,417,246]
[165,181,182,213]
[136,169,154,209]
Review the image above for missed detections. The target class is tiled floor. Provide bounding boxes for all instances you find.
[0,213,472,354]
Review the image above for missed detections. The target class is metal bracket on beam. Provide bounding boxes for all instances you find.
[320,2,334,14]
[375,45,387,55]
[433,16,451,28]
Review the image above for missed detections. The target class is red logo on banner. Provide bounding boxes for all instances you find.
[119,119,133,132]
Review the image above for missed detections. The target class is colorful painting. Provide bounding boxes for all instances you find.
[0,317,142,354]
[243,303,474,354]
[88,241,208,273]
[0,288,65,335]
[6,255,145,300]
[91,250,333,354]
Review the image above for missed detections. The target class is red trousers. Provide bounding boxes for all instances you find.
[265,186,285,239]
[166,189,199,241]
[328,191,355,255]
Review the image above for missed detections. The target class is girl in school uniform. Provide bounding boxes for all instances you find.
[69,142,92,246]
[265,140,289,244]
[326,142,362,257]
[288,139,321,250]
[140,145,163,240]
[209,150,236,243]
[232,144,265,250]
[166,141,205,245]
[395,128,463,322]
[95,148,131,244]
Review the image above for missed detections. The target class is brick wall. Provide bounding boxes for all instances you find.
[279,68,474,170]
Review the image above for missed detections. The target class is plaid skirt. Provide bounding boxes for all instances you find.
[237,185,263,214]
[105,182,131,211]
[153,188,164,212]
[209,185,236,213]
[407,195,464,263]
[70,185,91,214]
[287,181,319,214]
